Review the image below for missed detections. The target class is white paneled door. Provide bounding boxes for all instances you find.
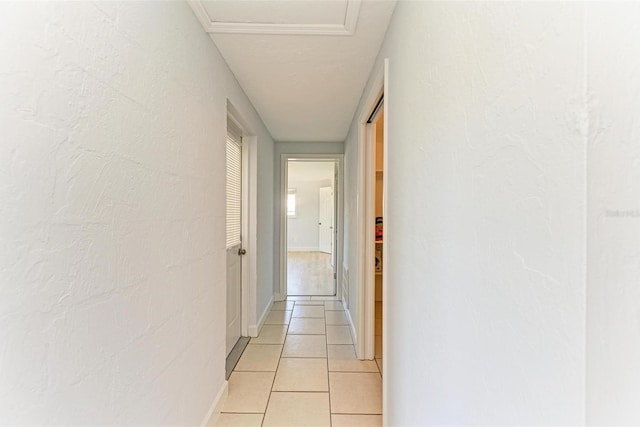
[226,119,243,357]
[318,186,334,254]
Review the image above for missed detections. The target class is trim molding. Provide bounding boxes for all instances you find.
[342,263,349,308]
[356,64,385,361]
[201,380,228,427]
[288,247,320,252]
[226,103,258,342]
[344,302,358,352]
[279,154,345,302]
[188,0,361,36]
[249,296,274,337]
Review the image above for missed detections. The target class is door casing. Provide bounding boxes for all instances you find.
[278,154,344,301]
[356,59,389,424]
[227,102,258,340]
[225,117,245,357]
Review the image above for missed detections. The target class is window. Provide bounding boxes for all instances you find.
[287,189,297,217]
[226,118,242,249]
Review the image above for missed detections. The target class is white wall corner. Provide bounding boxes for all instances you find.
[201,380,228,427]
[249,296,274,337]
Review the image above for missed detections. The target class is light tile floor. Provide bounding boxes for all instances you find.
[217,298,382,427]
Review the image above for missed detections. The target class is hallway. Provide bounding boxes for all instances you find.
[3,1,640,425]
[217,298,382,426]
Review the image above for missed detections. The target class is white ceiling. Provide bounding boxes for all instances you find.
[189,0,396,142]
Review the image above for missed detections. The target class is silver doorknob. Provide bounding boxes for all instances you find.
[238,248,246,256]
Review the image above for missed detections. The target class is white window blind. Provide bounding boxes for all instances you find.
[226,118,242,249]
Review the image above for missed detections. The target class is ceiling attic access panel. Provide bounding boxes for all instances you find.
[187,0,397,143]
[189,0,361,35]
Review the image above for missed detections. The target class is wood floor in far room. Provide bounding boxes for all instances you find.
[287,252,334,296]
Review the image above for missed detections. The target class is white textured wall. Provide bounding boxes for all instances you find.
[0,2,274,424]
[586,3,640,424]
[345,2,588,424]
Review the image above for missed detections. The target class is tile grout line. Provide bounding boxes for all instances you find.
[224,300,380,425]
[270,391,330,394]
[259,300,294,427]
[237,299,380,426]
[324,301,333,427]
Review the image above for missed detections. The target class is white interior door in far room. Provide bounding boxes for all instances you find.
[226,118,244,357]
[318,186,334,254]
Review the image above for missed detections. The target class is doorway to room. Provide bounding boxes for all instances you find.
[223,105,259,379]
[368,100,385,373]
[279,155,344,299]
[286,160,337,296]
[225,117,244,356]
[353,65,389,424]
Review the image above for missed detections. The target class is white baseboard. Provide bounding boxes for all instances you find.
[342,263,349,307]
[287,247,319,252]
[344,304,358,350]
[201,380,228,427]
[274,293,286,302]
[248,296,274,337]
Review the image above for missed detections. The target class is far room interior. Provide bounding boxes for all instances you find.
[287,160,337,296]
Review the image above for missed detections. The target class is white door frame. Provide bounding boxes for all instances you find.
[356,60,388,363]
[278,154,344,300]
[227,102,258,338]
[318,186,334,254]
